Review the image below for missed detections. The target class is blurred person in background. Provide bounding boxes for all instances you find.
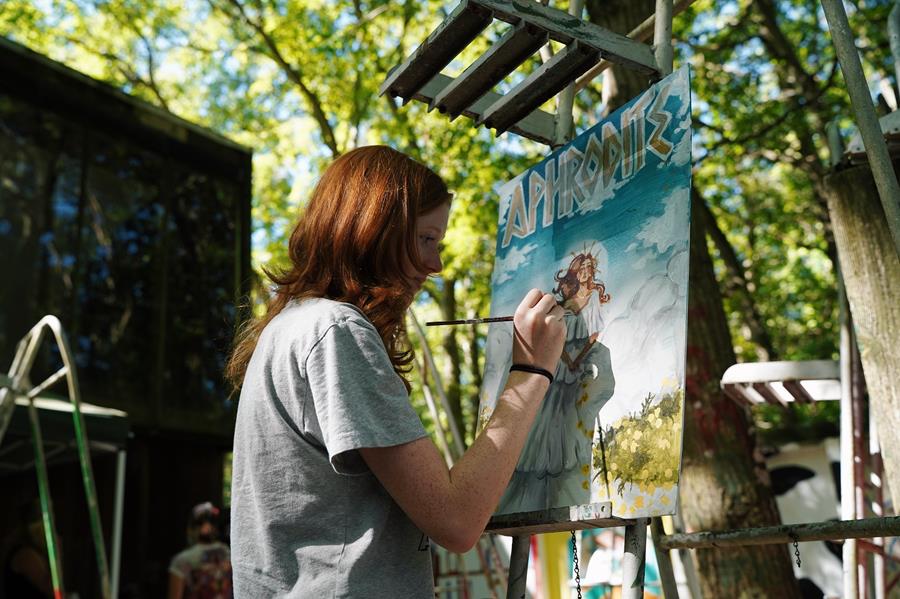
[167,501,232,599]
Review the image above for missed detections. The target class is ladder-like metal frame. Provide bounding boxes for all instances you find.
[0,316,113,599]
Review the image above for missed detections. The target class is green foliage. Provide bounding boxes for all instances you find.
[3,0,890,446]
[669,0,893,442]
[675,0,840,364]
[0,0,547,442]
[669,0,892,364]
[753,401,840,448]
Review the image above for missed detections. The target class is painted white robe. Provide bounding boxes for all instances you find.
[497,289,615,513]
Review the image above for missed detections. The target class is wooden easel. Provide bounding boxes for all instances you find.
[486,503,647,599]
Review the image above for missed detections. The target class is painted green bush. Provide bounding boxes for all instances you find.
[593,388,684,497]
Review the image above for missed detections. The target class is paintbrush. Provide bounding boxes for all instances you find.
[425,316,514,326]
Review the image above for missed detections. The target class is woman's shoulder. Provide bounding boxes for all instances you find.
[273,297,373,337]
[267,299,389,375]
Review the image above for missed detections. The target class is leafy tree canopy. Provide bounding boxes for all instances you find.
[3,0,894,445]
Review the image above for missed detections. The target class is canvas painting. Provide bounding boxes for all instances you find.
[479,66,691,519]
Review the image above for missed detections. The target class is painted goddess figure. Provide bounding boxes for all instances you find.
[497,249,616,513]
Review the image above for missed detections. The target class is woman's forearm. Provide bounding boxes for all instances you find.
[446,371,549,544]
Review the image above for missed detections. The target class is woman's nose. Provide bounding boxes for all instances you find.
[425,251,443,274]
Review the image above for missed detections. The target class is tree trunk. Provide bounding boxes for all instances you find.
[439,277,465,444]
[585,4,798,595]
[681,200,800,597]
[695,189,778,361]
[585,0,656,116]
[825,164,900,510]
[467,325,483,442]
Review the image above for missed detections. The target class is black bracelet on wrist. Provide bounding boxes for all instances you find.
[509,363,554,384]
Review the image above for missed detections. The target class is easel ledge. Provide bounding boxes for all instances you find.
[485,501,635,536]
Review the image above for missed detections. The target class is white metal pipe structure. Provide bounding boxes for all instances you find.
[616,9,676,598]
[821,0,900,258]
[655,516,900,550]
[0,374,12,445]
[851,343,867,597]
[552,0,584,147]
[575,0,696,92]
[622,519,649,599]
[653,0,674,76]
[0,325,41,446]
[538,0,554,63]
[425,384,456,465]
[408,309,466,456]
[409,311,508,598]
[839,272,859,599]
[408,344,455,464]
[671,512,702,599]
[827,120,845,168]
[414,354,456,467]
[111,449,127,599]
[679,551,702,598]
[650,517,680,598]
[26,388,66,595]
[4,316,112,599]
[51,317,112,599]
[869,406,885,599]
[889,1,900,89]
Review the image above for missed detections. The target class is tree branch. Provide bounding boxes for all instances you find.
[221,0,340,156]
[99,7,173,111]
[705,75,835,153]
[694,188,778,360]
[137,31,171,112]
[60,34,172,112]
[753,0,822,106]
[685,1,755,54]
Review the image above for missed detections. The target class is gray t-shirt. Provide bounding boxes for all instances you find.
[230,298,432,598]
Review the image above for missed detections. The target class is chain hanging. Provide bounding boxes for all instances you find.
[570,530,583,599]
[790,535,802,568]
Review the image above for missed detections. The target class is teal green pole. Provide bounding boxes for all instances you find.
[52,321,112,599]
[26,396,66,599]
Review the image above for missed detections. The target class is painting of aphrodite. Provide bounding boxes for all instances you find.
[479,66,692,520]
[497,247,616,513]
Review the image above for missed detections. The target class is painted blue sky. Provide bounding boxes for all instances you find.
[492,66,691,305]
[482,66,692,425]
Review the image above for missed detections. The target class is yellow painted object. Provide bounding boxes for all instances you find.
[538,531,572,599]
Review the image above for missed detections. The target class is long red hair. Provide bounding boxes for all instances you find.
[226,146,451,392]
[553,253,610,304]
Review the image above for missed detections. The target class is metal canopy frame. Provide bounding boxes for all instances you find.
[380,0,678,146]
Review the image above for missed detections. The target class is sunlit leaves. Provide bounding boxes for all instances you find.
[4,0,887,445]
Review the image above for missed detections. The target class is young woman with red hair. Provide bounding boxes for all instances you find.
[226,146,565,597]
